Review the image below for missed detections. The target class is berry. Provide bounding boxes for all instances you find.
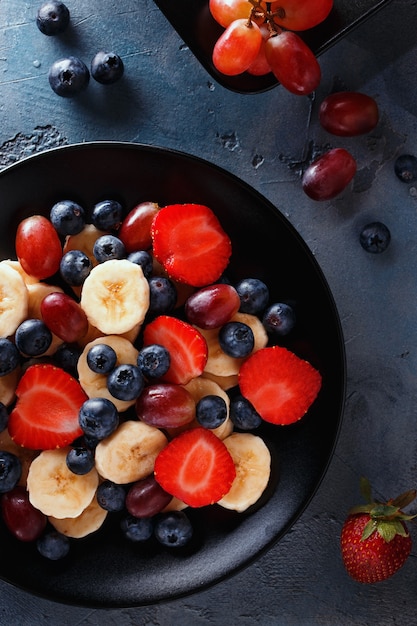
[96,480,126,512]
[86,343,117,374]
[359,222,391,253]
[230,395,262,430]
[106,364,144,401]
[135,383,196,429]
[148,276,177,316]
[0,338,20,376]
[66,446,95,475]
[196,394,228,429]
[125,475,172,518]
[120,515,153,542]
[319,92,379,137]
[48,57,90,98]
[184,283,240,329]
[14,318,52,357]
[127,250,153,278]
[36,1,70,36]
[394,154,417,183]
[36,530,70,560]
[154,427,236,507]
[50,200,85,236]
[262,302,296,336]
[15,215,62,279]
[40,292,89,343]
[238,346,322,425]
[0,402,9,432]
[91,51,124,84]
[219,321,254,358]
[0,451,22,493]
[235,278,269,314]
[1,486,47,541]
[93,234,126,262]
[8,364,87,450]
[60,249,92,286]
[302,148,357,201]
[151,203,232,287]
[78,397,119,441]
[154,511,193,548]
[137,344,171,379]
[91,199,123,231]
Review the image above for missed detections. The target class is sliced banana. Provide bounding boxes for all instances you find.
[0,427,38,486]
[217,432,271,512]
[0,367,21,407]
[76,320,141,349]
[63,223,109,267]
[27,281,65,355]
[162,496,188,513]
[202,371,239,391]
[1,259,38,285]
[94,420,168,484]
[0,262,29,338]
[80,259,150,335]
[77,335,139,412]
[27,447,99,519]
[49,494,108,538]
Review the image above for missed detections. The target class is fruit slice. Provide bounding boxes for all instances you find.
[238,346,322,425]
[8,364,87,450]
[80,259,150,335]
[154,427,236,508]
[0,262,29,337]
[94,420,168,484]
[26,447,98,518]
[143,315,208,385]
[151,203,232,287]
[49,495,108,538]
[217,433,271,512]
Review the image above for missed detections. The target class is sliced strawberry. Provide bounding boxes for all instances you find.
[238,346,322,425]
[151,203,232,287]
[8,364,87,450]
[143,315,208,385]
[154,427,236,507]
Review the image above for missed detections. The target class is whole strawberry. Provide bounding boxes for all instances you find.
[341,478,416,584]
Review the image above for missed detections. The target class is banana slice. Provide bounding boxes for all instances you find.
[77,335,139,412]
[63,224,109,267]
[27,447,99,519]
[0,262,29,337]
[217,432,271,512]
[94,420,168,484]
[162,496,188,513]
[0,367,21,407]
[76,320,141,349]
[27,282,65,355]
[1,260,38,285]
[202,371,239,391]
[0,427,38,486]
[49,494,107,538]
[80,259,150,335]
[197,312,268,377]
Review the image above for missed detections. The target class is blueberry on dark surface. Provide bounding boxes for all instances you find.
[107,364,144,401]
[120,514,153,543]
[0,338,20,376]
[359,221,391,253]
[66,446,95,475]
[48,57,90,98]
[50,200,85,236]
[127,250,153,278]
[15,319,52,357]
[394,154,417,183]
[97,480,126,512]
[230,395,262,430]
[196,394,228,429]
[137,344,171,379]
[0,451,22,493]
[37,530,70,560]
[79,397,119,440]
[93,234,126,262]
[53,343,81,376]
[235,278,269,314]
[36,1,70,36]
[219,321,254,358]
[154,511,193,548]
[0,403,8,432]
[262,302,296,337]
[148,276,177,316]
[60,249,92,286]
[91,200,123,231]
[91,51,124,85]
[87,343,117,374]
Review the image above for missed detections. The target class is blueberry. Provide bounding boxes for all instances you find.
[66,446,95,475]
[137,344,171,379]
[60,249,92,286]
[0,451,22,493]
[48,56,90,98]
[230,395,262,430]
[79,397,119,440]
[127,250,153,278]
[148,276,177,316]
[107,364,144,401]
[394,154,417,183]
[36,1,70,36]
[91,200,123,231]
[93,234,126,263]
[15,319,52,357]
[235,278,269,314]
[0,403,9,432]
[0,338,20,376]
[196,394,228,429]
[53,343,81,376]
[262,302,296,337]
[50,200,85,236]
[219,321,254,358]
[86,343,117,374]
[37,530,70,560]
[154,511,193,548]
[97,480,126,512]
[359,221,391,253]
[120,514,153,542]
[91,51,124,85]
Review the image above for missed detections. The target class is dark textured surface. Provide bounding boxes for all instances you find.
[0,0,417,623]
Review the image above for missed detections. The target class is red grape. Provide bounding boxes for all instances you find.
[1,486,47,542]
[15,215,62,279]
[126,475,172,518]
[185,283,240,329]
[212,18,262,76]
[319,91,379,137]
[271,0,333,31]
[119,201,159,253]
[209,0,270,27]
[302,148,357,201]
[136,383,196,428]
[247,23,272,76]
[40,292,89,343]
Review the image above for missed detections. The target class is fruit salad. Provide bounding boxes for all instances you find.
[0,199,322,560]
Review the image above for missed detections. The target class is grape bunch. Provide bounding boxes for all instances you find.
[209,0,333,95]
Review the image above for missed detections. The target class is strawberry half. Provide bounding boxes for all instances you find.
[151,203,232,287]
[143,315,208,385]
[238,345,322,425]
[154,427,236,507]
[8,364,87,450]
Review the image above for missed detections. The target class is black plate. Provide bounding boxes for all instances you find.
[153,0,391,93]
[0,142,345,607]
